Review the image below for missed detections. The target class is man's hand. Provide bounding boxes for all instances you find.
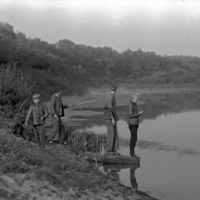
[40,116,44,121]
[69,104,74,108]
[112,118,116,126]
[138,110,144,116]
[54,114,58,120]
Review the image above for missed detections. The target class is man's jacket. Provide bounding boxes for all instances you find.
[50,94,69,117]
[127,101,139,125]
[25,103,49,125]
[104,93,119,121]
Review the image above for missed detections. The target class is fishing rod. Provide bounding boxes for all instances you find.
[73,97,103,107]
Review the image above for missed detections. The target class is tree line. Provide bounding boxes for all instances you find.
[1,21,200,98]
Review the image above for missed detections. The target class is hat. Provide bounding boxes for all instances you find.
[110,84,117,91]
[132,93,140,99]
[32,93,40,99]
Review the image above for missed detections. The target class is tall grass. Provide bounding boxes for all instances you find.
[65,128,106,154]
[0,62,34,125]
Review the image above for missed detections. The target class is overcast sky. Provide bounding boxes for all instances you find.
[0,0,200,56]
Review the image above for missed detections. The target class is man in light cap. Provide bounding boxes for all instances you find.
[127,93,144,158]
[104,84,120,155]
[25,93,49,151]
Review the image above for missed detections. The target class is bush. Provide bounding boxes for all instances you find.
[0,62,34,121]
[0,134,43,174]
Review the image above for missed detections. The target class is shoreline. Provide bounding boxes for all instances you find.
[0,128,158,200]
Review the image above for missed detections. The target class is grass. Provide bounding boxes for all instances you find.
[0,129,144,200]
[66,129,107,154]
[0,120,158,199]
[0,129,102,188]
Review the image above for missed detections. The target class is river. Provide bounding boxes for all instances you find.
[69,91,200,200]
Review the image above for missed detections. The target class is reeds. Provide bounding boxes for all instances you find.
[66,128,106,154]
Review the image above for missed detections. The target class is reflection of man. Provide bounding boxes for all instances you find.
[102,164,139,190]
[130,167,138,190]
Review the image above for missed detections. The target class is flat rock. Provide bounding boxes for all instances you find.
[85,152,140,164]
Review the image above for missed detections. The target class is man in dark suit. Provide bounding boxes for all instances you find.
[49,88,73,144]
[104,84,120,155]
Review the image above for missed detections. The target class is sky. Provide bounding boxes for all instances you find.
[0,0,200,56]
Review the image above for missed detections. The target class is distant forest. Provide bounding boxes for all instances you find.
[1,22,200,97]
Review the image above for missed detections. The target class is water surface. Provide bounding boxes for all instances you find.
[72,92,200,200]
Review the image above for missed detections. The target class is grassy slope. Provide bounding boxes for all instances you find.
[0,129,157,200]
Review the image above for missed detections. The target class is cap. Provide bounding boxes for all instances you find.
[32,93,40,99]
[110,84,117,91]
[132,93,140,99]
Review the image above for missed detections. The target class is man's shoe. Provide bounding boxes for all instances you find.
[131,154,140,159]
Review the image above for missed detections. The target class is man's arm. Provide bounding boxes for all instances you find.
[50,95,56,114]
[41,104,49,119]
[129,104,139,118]
[24,106,32,125]
[62,100,73,109]
[104,96,115,113]
[129,104,144,118]
[104,96,117,125]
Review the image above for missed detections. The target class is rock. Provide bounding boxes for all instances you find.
[85,152,140,164]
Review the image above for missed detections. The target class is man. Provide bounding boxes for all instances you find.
[25,93,49,151]
[127,93,144,158]
[104,84,120,155]
[49,88,73,144]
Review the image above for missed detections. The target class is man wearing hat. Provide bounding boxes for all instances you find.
[127,93,144,158]
[25,93,49,151]
[104,84,120,155]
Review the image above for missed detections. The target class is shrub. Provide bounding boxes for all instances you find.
[0,62,34,121]
[0,134,43,174]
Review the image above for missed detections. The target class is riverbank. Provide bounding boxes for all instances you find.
[0,128,158,200]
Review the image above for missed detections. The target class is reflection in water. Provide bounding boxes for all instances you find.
[83,111,200,151]
[102,164,139,190]
[130,166,138,189]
